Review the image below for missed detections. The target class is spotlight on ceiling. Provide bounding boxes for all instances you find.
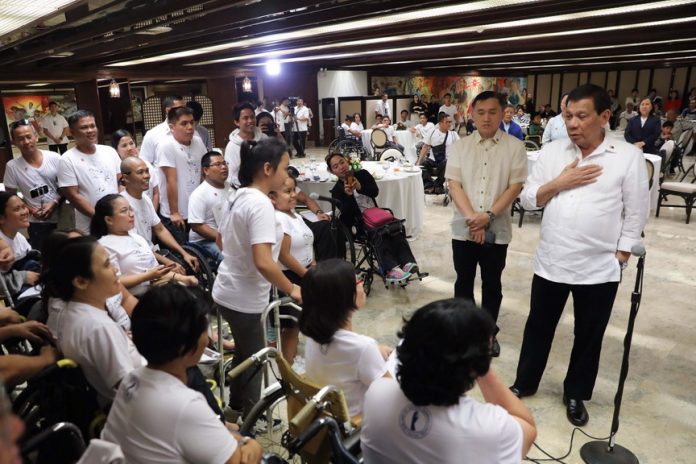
[266,59,281,76]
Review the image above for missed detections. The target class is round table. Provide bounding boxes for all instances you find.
[294,160,425,237]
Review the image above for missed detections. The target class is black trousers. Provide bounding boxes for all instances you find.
[304,218,335,261]
[421,158,447,189]
[293,131,307,158]
[48,143,68,154]
[370,226,415,272]
[452,239,508,330]
[514,274,619,400]
[283,124,294,155]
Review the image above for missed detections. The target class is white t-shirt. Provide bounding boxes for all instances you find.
[99,232,158,297]
[212,188,283,314]
[102,367,237,464]
[4,150,62,224]
[139,121,169,166]
[294,106,311,132]
[188,181,229,242]
[47,294,131,335]
[361,377,523,464]
[414,122,435,140]
[224,128,267,187]
[121,191,161,246]
[375,100,392,120]
[0,229,31,261]
[304,329,386,417]
[350,122,364,133]
[157,136,207,219]
[48,301,142,405]
[275,210,314,270]
[425,128,460,161]
[57,144,121,234]
[141,158,159,201]
[382,126,396,142]
[438,104,457,130]
[40,113,69,144]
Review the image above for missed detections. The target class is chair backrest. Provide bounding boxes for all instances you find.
[645,159,655,190]
[275,354,353,464]
[524,139,539,151]
[525,134,541,144]
[370,129,388,148]
[683,135,694,157]
[379,148,405,162]
[676,128,692,148]
[618,117,629,130]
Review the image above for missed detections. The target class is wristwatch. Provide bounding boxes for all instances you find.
[485,210,496,223]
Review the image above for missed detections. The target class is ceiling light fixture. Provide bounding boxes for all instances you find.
[265,59,281,76]
[0,0,81,37]
[109,80,121,98]
[476,55,696,71]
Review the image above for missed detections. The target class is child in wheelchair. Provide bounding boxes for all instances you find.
[326,153,420,285]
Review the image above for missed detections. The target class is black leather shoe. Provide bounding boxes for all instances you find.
[491,337,500,357]
[563,395,589,426]
[509,385,537,398]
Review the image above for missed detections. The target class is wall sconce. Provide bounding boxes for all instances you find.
[109,80,121,98]
[242,76,252,93]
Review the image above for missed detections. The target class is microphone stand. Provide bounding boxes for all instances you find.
[580,252,645,464]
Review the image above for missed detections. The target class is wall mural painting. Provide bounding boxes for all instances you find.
[371,75,527,115]
[3,93,77,134]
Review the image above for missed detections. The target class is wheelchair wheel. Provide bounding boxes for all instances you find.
[180,244,216,294]
[240,387,301,463]
[362,271,373,296]
[328,139,339,154]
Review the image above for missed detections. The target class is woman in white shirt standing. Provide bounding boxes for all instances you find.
[213,138,301,421]
[269,175,314,364]
[111,129,159,209]
[90,194,196,297]
[299,259,390,417]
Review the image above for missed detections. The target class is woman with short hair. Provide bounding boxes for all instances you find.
[300,259,390,417]
[102,285,263,464]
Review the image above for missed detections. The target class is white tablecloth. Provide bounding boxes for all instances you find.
[361,129,418,163]
[294,160,425,237]
[526,150,662,211]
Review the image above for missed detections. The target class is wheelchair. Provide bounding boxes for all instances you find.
[328,128,368,160]
[13,359,105,455]
[229,347,361,464]
[157,243,216,294]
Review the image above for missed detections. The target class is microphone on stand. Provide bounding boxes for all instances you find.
[309,192,341,206]
[581,244,646,464]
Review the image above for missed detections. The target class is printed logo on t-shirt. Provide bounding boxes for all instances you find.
[123,376,139,402]
[399,404,432,439]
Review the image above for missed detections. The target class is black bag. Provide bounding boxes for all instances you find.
[431,130,449,163]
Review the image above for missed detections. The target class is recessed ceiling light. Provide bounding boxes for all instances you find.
[48,51,74,58]
[0,0,81,37]
[135,26,173,35]
[27,82,51,87]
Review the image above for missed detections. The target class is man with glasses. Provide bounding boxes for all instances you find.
[417,112,460,194]
[187,151,230,269]
[4,120,62,249]
[40,101,70,154]
[57,110,121,234]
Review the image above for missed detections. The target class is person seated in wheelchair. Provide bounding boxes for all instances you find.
[0,384,24,464]
[269,175,315,364]
[341,115,352,134]
[299,259,391,417]
[410,113,435,155]
[0,192,41,298]
[416,112,460,194]
[378,116,405,152]
[361,298,537,464]
[349,113,365,137]
[187,151,230,271]
[395,110,414,130]
[102,285,264,464]
[326,153,418,285]
[120,156,200,274]
[91,194,197,297]
[371,114,385,130]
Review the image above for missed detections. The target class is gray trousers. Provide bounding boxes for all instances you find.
[218,305,265,417]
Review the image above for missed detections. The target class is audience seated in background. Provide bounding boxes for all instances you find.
[664,89,682,114]
[619,102,638,120]
[395,110,413,130]
[527,113,544,138]
[349,113,364,137]
[681,98,696,120]
[500,104,525,141]
[341,115,352,134]
[371,114,384,130]
[417,112,459,194]
[513,106,530,126]
[379,116,404,151]
[299,259,390,417]
[102,285,263,464]
[624,97,661,154]
[91,194,197,297]
[361,298,537,464]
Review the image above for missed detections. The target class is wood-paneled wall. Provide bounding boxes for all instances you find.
[529,66,696,112]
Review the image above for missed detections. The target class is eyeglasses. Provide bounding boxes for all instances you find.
[208,161,229,168]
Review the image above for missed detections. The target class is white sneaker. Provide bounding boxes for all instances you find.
[254,414,283,434]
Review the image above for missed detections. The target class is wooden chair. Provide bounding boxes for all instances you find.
[656,163,696,223]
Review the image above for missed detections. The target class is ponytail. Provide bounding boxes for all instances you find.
[238,138,287,187]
